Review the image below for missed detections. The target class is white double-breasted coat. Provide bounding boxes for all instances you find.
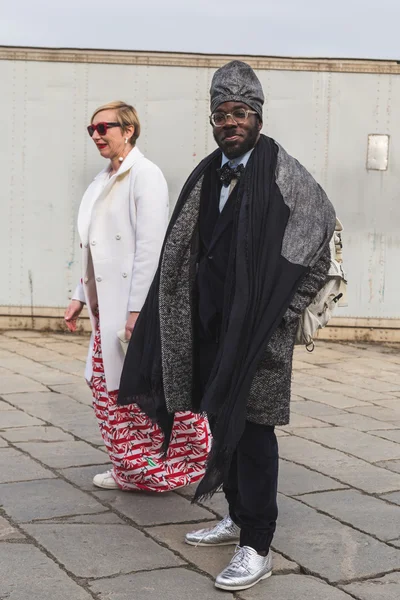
[72,146,169,391]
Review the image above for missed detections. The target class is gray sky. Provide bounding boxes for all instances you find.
[1,0,400,60]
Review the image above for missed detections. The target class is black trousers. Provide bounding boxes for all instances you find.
[224,421,278,553]
[198,339,279,554]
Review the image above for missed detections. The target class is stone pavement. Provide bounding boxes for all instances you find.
[0,330,400,600]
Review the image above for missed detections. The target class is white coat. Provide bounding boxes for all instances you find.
[72,146,169,391]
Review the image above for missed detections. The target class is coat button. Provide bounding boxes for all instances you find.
[208,255,213,260]
[84,277,89,284]
[84,243,89,248]
[91,240,96,246]
[122,272,128,278]
[115,234,121,240]
[96,276,102,282]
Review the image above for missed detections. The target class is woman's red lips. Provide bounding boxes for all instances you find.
[97,144,107,149]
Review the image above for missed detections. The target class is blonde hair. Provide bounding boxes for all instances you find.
[91,101,141,146]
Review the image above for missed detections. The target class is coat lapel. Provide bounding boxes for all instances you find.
[77,146,144,244]
[159,176,203,413]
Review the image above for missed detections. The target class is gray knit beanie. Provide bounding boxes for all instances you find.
[210,60,264,120]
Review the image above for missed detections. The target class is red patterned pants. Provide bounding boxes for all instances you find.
[90,323,211,492]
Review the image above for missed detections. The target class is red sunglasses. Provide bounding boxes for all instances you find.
[87,122,120,137]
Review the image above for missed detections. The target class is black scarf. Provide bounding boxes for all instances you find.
[118,135,335,500]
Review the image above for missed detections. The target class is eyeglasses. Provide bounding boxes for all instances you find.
[210,108,258,127]
[87,122,120,137]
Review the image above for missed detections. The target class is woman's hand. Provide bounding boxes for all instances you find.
[125,312,140,341]
[64,300,84,332]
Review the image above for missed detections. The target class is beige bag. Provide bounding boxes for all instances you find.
[295,218,347,351]
[117,329,129,355]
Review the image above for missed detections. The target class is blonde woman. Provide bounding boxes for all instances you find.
[65,101,211,491]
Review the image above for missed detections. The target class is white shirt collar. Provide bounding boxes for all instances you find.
[221,147,254,169]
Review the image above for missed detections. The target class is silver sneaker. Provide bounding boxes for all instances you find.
[185,515,240,547]
[215,546,272,591]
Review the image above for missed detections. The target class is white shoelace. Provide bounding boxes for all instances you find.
[228,546,252,572]
[194,515,232,548]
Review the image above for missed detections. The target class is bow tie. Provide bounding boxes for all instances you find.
[217,163,245,187]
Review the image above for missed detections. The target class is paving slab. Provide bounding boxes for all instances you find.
[294,347,351,363]
[299,489,400,541]
[27,369,82,386]
[2,330,48,339]
[44,359,86,375]
[278,460,348,496]
[53,512,125,524]
[48,333,89,343]
[23,523,184,577]
[42,342,88,360]
[279,436,400,493]
[1,425,74,442]
[3,392,103,443]
[281,412,331,430]
[341,572,400,600]
[292,359,319,370]
[197,491,229,517]
[0,374,48,394]
[0,516,25,540]
[0,447,55,483]
[376,459,400,474]
[14,440,108,468]
[59,464,111,490]
[149,522,299,578]
[49,382,93,405]
[3,390,91,419]
[0,399,16,410]
[291,384,370,408]
[294,427,400,463]
[16,345,76,361]
[302,367,400,394]
[89,567,234,600]
[93,488,214,525]
[175,483,197,499]
[294,373,389,402]
[0,339,31,352]
[291,400,346,418]
[373,398,400,409]
[56,418,103,444]
[348,405,400,422]
[238,574,354,600]
[273,494,400,583]
[0,355,82,385]
[0,351,15,360]
[0,409,46,428]
[0,478,107,521]
[380,491,400,506]
[314,413,399,431]
[275,428,290,437]
[0,437,8,446]
[0,543,93,599]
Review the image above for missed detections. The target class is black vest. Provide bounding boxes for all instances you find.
[196,156,239,342]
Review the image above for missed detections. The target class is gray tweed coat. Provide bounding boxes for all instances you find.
[158,147,332,427]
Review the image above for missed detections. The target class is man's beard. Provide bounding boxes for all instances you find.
[215,127,260,159]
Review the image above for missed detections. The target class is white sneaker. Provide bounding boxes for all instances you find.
[93,469,119,489]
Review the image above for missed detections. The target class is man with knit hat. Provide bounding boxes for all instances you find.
[119,60,336,591]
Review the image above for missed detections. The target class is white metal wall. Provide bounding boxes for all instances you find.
[1,57,399,319]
